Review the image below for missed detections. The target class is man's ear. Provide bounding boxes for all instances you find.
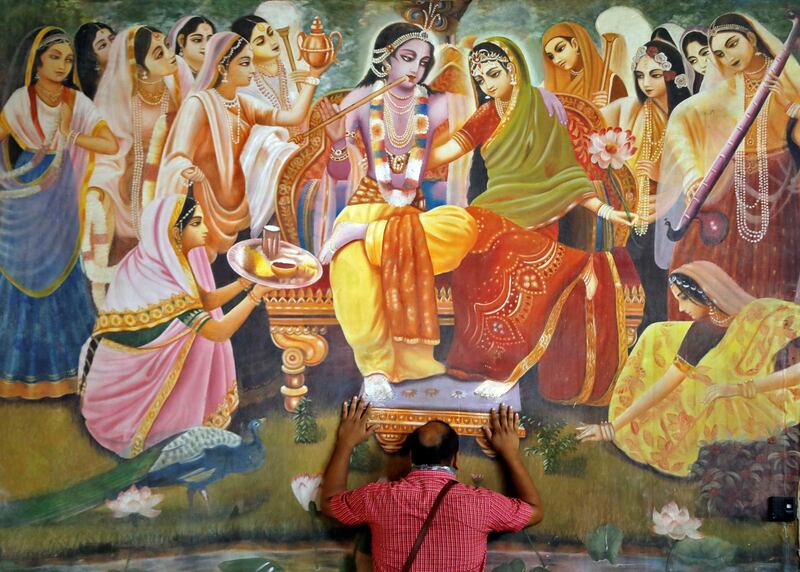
[452,451,459,470]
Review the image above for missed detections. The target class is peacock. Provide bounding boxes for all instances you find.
[0,418,265,527]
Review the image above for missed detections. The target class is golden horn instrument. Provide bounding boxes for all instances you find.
[291,75,413,144]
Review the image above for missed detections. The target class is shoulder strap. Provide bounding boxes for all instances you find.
[401,479,458,572]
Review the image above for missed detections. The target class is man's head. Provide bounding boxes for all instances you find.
[404,420,459,467]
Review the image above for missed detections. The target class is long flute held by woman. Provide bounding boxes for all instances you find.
[666,10,800,241]
[290,75,412,144]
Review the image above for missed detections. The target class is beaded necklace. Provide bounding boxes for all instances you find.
[735,59,772,244]
[633,99,665,236]
[213,89,242,145]
[131,86,170,234]
[369,82,429,207]
[254,60,290,111]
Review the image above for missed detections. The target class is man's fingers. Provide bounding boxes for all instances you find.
[361,401,372,419]
[342,399,349,418]
[349,395,359,418]
[489,408,500,431]
[481,424,493,439]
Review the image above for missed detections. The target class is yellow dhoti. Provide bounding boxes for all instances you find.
[330,179,477,382]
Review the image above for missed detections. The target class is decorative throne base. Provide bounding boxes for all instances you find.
[361,375,526,457]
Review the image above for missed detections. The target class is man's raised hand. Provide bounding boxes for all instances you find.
[482,403,521,458]
[337,395,376,450]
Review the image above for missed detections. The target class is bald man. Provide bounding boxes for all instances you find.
[321,397,543,572]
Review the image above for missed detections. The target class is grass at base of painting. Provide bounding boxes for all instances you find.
[0,400,794,563]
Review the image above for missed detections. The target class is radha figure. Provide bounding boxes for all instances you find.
[84,26,193,306]
[578,261,800,477]
[426,38,633,401]
[167,15,216,78]
[601,40,692,330]
[73,22,116,100]
[0,27,118,399]
[81,194,271,458]
[542,22,627,109]
[157,31,327,258]
[658,13,800,313]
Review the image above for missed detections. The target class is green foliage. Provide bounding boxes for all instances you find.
[492,558,550,572]
[0,0,86,89]
[349,441,380,473]
[585,522,623,565]
[521,416,581,475]
[293,397,321,444]
[218,557,284,572]
[491,558,526,572]
[671,537,737,571]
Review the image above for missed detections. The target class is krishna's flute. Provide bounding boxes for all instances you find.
[291,75,414,144]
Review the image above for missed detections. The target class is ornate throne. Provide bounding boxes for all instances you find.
[264,89,644,412]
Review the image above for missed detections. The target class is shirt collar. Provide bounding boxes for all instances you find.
[410,464,458,477]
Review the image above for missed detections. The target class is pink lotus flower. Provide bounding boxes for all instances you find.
[105,485,163,519]
[291,473,322,512]
[588,128,637,170]
[652,501,704,540]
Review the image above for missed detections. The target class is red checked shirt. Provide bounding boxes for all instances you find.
[329,470,533,572]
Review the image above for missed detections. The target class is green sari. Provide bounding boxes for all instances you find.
[471,37,596,229]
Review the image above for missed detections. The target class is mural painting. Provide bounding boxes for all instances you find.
[0,0,799,569]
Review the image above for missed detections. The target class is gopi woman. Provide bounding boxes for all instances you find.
[81,194,270,457]
[73,22,115,99]
[85,26,193,306]
[681,27,710,93]
[0,27,117,398]
[156,31,329,258]
[542,21,627,109]
[658,13,800,314]
[167,15,216,78]
[578,261,800,478]
[601,40,692,330]
[231,14,312,236]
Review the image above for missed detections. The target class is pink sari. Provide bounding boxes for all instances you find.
[80,195,237,458]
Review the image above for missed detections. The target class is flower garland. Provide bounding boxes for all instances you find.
[369,82,429,207]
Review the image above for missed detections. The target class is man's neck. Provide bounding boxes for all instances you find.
[411,464,457,476]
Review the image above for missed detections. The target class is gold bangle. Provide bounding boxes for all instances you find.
[247,289,262,305]
[741,380,757,399]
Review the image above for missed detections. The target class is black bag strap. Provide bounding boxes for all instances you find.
[401,479,458,572]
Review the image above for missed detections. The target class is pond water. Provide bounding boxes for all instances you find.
[23,547,789,571]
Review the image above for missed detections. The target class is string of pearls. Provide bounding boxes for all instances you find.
[254,61,290,111]
[213,89,242,145]
[384,92,416,148]
[735,63,772,244]
[634,100,664,236]
[131,86,170,235]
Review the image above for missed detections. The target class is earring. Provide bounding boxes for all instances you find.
[383,61,392,75]
[221,70,229,84]
[510,74,517,86]
[34,72,39,80]
[140,70,149,81]
[94,64,100,72]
